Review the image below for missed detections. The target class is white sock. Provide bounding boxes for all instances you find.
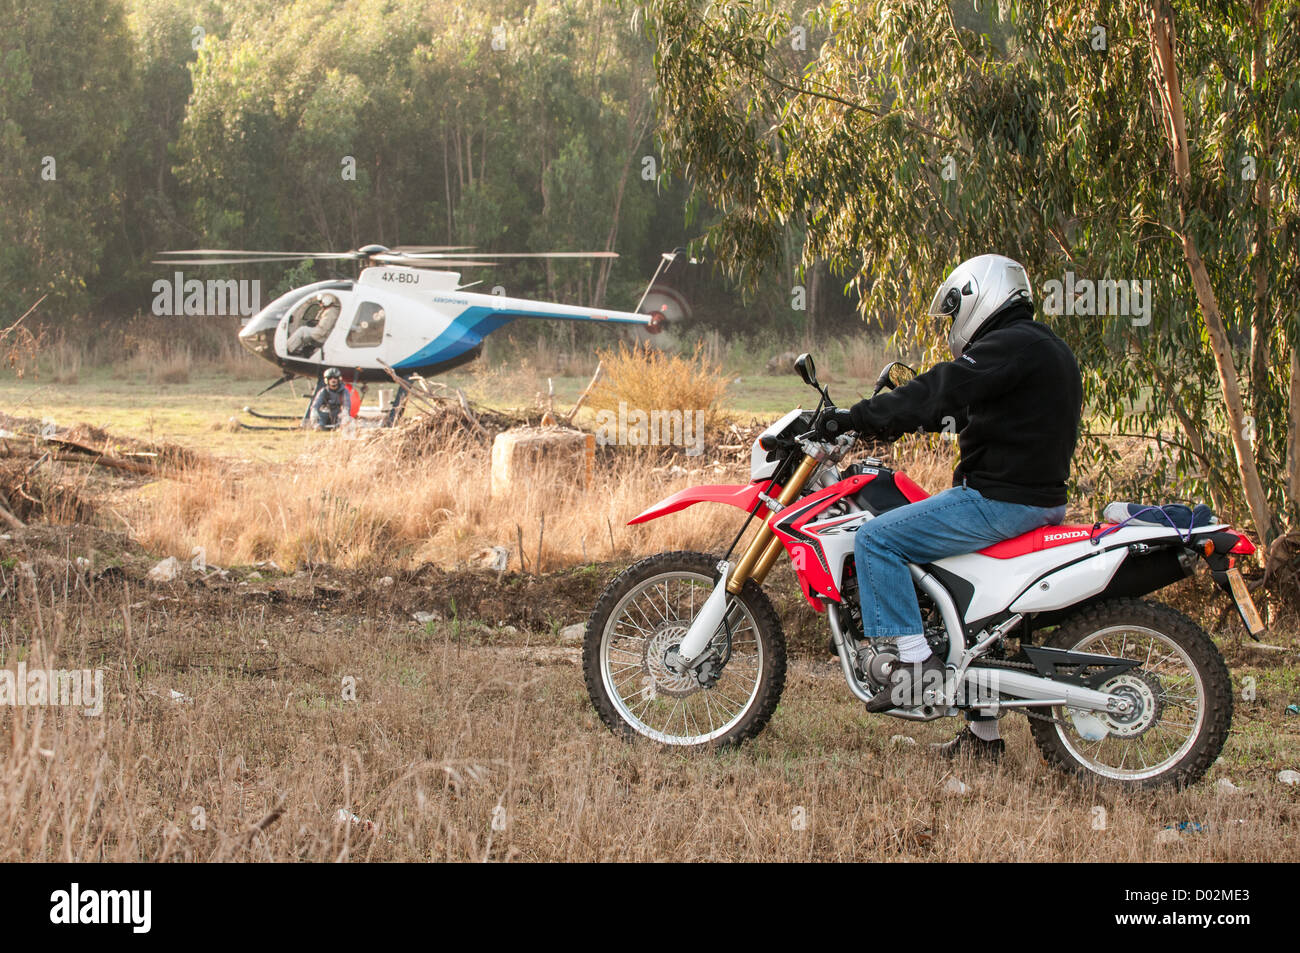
[896,635,931,663]
[969,719,1001,742]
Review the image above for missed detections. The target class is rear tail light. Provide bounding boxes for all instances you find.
[1229,533,1256,555]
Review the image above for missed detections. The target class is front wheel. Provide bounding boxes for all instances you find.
[1028,598,1233,789]
[582,551,787,747]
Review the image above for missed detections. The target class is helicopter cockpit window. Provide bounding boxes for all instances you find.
[286,300,322,339]
[346,302,386,348]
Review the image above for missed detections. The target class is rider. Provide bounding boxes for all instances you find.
[311,367,348,430]
[815,254,1083,760]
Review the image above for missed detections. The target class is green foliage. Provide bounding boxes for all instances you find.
[0,0,135,312]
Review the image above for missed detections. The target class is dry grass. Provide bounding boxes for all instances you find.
[3,336,1297,863]
[126,419,748,572]
[41,334,85,385]
[0,554,1295,862]
[588,341,730,434]
[121,400,964,576]
[108,341,195,386]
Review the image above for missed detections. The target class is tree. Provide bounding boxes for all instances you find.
[0,0,135,313]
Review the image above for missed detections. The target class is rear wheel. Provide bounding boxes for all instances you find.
[1027,598,1232,789]
[583,551,787,747]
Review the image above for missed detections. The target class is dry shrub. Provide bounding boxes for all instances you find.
[1,459,95,524]
[1,317,42,380]
[835,335,891,381]
[212,335,268,381]
[588,341,729,435]
[117,341,193,385]
[37,333,86,385]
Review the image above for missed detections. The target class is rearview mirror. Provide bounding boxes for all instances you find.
[873,361,916,396]
[794,353,817,387]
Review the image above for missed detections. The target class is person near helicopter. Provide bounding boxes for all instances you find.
[310,367,348,430]
[286,292,342,356]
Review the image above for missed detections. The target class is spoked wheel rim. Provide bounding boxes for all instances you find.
[1052,624,1206,782]
[600,570,763,745]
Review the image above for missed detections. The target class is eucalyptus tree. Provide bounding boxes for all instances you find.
[641,0,1299,554]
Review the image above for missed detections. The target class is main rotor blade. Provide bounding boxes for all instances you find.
[372,256,495,268]
[395,251,618,260]
[156,249,360,259]
[151,255,348,266]
[388,245,475,253]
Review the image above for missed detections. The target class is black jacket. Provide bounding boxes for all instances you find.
[847,303,1082,508]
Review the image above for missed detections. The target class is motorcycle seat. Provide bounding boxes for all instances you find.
[978,524,1110,559]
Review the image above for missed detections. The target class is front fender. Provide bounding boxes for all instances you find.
[628,482,774,525]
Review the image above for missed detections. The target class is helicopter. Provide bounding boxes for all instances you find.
[153,244,688,427]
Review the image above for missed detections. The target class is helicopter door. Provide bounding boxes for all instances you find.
[323,300,389,367]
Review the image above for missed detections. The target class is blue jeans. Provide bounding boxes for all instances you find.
[853,485,1066,639]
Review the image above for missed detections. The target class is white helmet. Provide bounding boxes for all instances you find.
[928,254,1032,358]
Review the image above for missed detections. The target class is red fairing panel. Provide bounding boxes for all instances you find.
[893,472,930,503]
[978,524,1115,558]
[768,472,880,603]
[627,482,775,525]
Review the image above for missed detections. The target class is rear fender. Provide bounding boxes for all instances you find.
[628,482,777,525]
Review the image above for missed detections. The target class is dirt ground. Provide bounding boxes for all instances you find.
[1,517,1298,862]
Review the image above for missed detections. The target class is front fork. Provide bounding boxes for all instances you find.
[675,455,821,666]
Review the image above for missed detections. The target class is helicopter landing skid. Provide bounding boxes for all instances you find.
[242,408,302,421]
[233,421,300,431]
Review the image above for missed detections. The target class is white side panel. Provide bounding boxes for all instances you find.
[817,516,868,597]
[931,524,1203,621]
[1008,547,1128,613]
[929,550,1055,620]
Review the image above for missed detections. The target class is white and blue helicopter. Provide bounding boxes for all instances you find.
[154,244,689,426]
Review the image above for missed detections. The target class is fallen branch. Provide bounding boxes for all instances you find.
[455,388,488,436]
[375,360,447,418]
[48,450,155,475]
[0,501,24,530]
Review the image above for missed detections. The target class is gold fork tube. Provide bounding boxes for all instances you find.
[748,534,788,588]
[726,454,819,594]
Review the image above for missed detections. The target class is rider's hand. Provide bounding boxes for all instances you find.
[814,408,854,440]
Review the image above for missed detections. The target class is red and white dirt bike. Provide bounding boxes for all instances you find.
[583,354,1262,788]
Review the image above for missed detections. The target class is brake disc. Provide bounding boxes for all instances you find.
[644,626,700,698]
